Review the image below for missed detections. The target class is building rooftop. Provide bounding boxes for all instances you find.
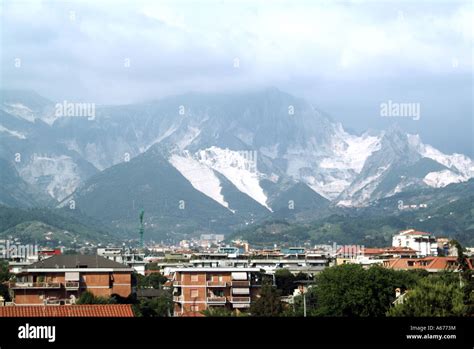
[0,304,134,317]
[172,267,262,272]
[398,229,431,236]
[382,247,418,254]
[25,254,133,271]
[384,256,473,271]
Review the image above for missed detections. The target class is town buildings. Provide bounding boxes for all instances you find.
[171,267,263,316]
[1,226,473,317]
[97,247,147,275]
[9,254,133,305]
[383,256,474,272]
[392,229,438,256]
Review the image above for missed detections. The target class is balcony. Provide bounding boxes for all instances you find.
[231,280,250,287]
[229,297,251,303]
[232,287,250,295]
[65,281,80,290]
[206,281,227,287]
[44,298,74,305]
[206,296,227,304]
[10,282,61,289]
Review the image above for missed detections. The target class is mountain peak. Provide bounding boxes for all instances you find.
[0,89,52,109]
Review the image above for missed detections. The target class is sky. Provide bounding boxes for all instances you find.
[1,0,473,155]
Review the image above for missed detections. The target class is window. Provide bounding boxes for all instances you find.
[191,289,199,298]
[191,305,199,312]
[191,274,199,282]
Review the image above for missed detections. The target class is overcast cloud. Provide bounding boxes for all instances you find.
[1,0,472,155]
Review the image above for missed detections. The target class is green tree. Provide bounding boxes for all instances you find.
[450,239,474,315]
[312,264,420,317]
[388,277,466,316]
[133,291,173,317]
[136,272,167,289]
[0,260,11,301]
[274,269,296,296]
[76,291,113,304]
[250,285,283,317]
[201,307,235,317]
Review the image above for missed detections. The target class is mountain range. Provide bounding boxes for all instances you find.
[1,88,472,240]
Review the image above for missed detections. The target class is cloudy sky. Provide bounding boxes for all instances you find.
[1,0,472,155]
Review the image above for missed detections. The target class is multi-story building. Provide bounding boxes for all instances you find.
[392,229,438,256]
[171,267,263,316]
[97,247,146,275]
[336,246,418,267]
[383,256,473,272]
[9,254,133,305]
[187,250,330,276]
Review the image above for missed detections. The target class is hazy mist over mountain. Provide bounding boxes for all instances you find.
[0,0,473,241]
[1,0,472,156]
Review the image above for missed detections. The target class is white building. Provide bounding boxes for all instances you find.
[392,229,437,256]
[97,247,146,275]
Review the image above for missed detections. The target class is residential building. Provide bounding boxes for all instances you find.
[171,267,262,316]
[336,246,418,266]
[9,254,133,305]
[97,247,146,275]
[217,246,240,257]
[383,256,474,272]
[392,229,438,256]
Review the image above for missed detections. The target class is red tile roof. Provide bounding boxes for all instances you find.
[400,229,431,236]
[384,257,474,271]
[362,248,385,255]
[382,247,418,255]
[0,304,134,317]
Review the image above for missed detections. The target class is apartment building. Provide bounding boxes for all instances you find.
[172,267,262,316]
[392,229,438,256]
[9,254,134,305]
[383,256,474,272]
[336,246,418,267]
[187,251,330,275]
[97,247,147,275]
